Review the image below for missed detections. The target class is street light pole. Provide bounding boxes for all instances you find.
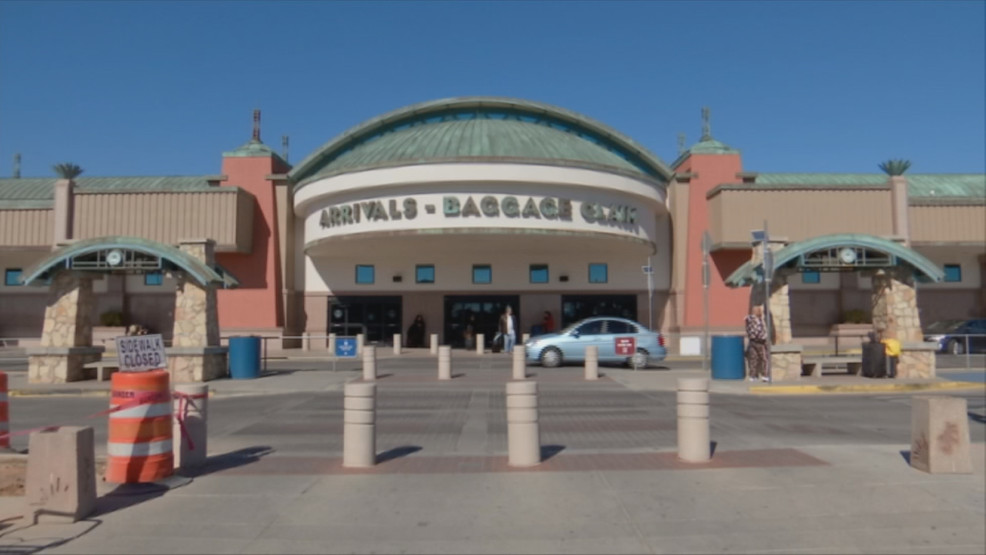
[702,231,712,374]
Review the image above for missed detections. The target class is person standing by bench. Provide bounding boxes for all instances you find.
[745,305,769,382]
[879,327,900,378]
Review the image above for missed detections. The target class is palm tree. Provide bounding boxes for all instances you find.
[52,163,83,179]
[878,159,911,176]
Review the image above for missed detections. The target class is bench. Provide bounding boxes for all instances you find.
[802,355,863,377]
[83,360,119,381]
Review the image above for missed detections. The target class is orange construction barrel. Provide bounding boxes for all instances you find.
[106,370,173,483]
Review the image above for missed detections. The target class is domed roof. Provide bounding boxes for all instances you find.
[289,97,672,187]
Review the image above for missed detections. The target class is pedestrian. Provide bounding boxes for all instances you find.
[745,305,769,382]
[879,326,900,378]
[406,314,426,348]
[499,306,516,354]
[463,313,476,349]
[542,310,555,334]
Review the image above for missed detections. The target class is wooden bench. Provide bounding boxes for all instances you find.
[83,360,119,381]
[802,355,863,377]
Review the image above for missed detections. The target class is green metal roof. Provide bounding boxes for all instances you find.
[289,97,673,187]
[223,139,288,164]
[724,233,945,287]
[754,173,985,198]
[20,236,231,287]
[0,176,233,209]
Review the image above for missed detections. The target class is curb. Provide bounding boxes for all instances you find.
[8,389,220,398]
[750,381,985,395]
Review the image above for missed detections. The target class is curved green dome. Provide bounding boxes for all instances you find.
[290,97,672,187]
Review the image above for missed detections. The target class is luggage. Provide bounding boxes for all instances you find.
[861,342,887,378]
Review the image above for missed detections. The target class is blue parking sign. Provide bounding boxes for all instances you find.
[335,337,357,358]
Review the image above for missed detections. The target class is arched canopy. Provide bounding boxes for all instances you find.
[288,97,674,187]
[20,236,238,288]
[725,233,945,287]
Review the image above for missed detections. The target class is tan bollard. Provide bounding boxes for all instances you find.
[910,395,972,474]
[393,334,401,355]
[25,426,96,523]
[677,377,710,463]
[476,333,485,355]
[302,332,311,352]
[429,333,439,355]
[512,345,526,380]
[585,345,599,381]
[438,346,452,380]
[328,333,337,354]
[522,333,530,344]
[506,381,541,467]
[362,345,376,381]
[356,333,365,355]
[173,384,208,470]
[343,382,376,468]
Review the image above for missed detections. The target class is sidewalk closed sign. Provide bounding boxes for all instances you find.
[614,337,636,356]
[115,334,168,372]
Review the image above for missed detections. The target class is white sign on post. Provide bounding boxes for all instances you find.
[114,334,168,372]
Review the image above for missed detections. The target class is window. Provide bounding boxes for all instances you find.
[416,264,435,284]
[605,320,634,334]
[4,269,22,286]
[944,264,962,283]
[576,321,604,335]
[355,265,375,284]
[588,263,608,284]
[472,264,492,284]
[529,264,549,284]
[801,271,821,284]
[144,272,164,286]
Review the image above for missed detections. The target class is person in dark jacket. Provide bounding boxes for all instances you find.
[407,314,426,348]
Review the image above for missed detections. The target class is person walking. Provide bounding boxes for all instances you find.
[500,306,516,354]
[745,305,769,382]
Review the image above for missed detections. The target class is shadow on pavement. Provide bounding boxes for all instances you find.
[541,445,565,461]
[969,411,986,425]
[711,441,718,457]
[900,450,912,465]
[376,446,422,464]
[179,446,275,478]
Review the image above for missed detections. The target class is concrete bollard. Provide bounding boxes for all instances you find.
[677,377,710,463]
[438,346,452,380]
[25,426,96,523]
[910,395,972,474]
[362,345,376,381]
[302,332,311,352]
[356,333,365,356]
[343,382,376,468]
[173,383,208,470]
[430,333,439,354]
[512,345,526,380]
[328,333,337,354]
[476,333,485,355]
[393,334,401,355]
[506,381,541,467]
[585,345,599,381]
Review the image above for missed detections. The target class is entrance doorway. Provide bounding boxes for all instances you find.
[560,295,637,328]
[444,295,520,349]
[329,296,402,344]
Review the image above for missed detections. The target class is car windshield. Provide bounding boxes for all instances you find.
[925,320,966,333]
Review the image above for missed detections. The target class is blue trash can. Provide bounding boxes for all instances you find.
[228,336,261,379]
[711,335,746,380]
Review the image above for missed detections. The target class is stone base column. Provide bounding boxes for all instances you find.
[167,347,229,382]
[898,342,938,379]
[27,347,104,384]
[769,344,803,381]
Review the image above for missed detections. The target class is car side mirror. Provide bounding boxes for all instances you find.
[571,330,581,338]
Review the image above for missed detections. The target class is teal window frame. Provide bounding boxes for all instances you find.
[529,264,549,284]
[144,271,164,286]
[588,263,608,284]
[801,271,821,284]
[356,265,375,285]
[944,264,962,283]
[416,264,435,284]
[4,268,22,286]
[472,264,492,284]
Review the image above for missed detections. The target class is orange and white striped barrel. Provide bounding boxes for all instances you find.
[0,372,8,449]
[106,370,173,483]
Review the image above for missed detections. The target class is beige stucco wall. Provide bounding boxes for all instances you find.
[910,204,986,245]
[0,209,53,246]
[72,191,253,252]
[709,188,893,245]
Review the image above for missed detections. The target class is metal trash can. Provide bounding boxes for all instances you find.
[711,335,746,380]
[228,336,261,379]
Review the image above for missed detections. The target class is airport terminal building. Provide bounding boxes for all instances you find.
[1,97,984,357]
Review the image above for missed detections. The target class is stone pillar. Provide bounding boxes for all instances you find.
[899,342,938,379]
[356,333,365,356]
[362,345,376,381]
[476,333,485,355]
[52,178,74,246]
[393,334,401,355]
[979,254,986,317]
[328,333,337,355]
[872,268,922,342]
[768,275,793,345]
[25,426,96,523]
[506,381,540,467]
[28,272,102,383]
[168,240,226,382]
[889,176,911,246]
[769,344,803,381]
[910,396,972,474]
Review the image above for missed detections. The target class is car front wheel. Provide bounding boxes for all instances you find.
[540,347,563,368]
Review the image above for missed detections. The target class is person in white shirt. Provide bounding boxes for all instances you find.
[499,306,516,354]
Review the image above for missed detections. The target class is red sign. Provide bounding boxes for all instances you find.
[614,337,636,355]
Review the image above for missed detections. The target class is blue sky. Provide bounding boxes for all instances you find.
[1,1,983,178]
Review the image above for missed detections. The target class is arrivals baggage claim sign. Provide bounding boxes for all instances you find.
[318,194,639,230]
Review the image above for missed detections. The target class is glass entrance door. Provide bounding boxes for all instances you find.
[444,295,520,349]
[329,296,402,344]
